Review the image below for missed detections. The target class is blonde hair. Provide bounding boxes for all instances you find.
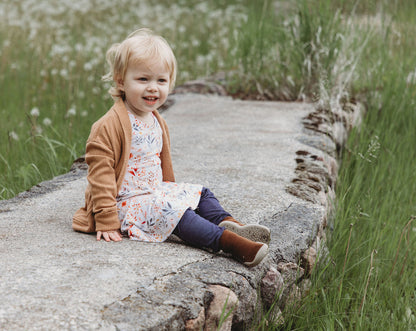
[103,28,177,99]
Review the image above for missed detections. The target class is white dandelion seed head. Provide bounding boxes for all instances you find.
[30,107,40,117]
[9,131,19,141]
[406,71,416,85]
[42,117,52,126]
[83,62,93,71]
[66,107,76,117]
[60,69,69,78]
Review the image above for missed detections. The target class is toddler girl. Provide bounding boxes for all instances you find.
[73,28,270,267]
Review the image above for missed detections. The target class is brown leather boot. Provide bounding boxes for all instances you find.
[219,230,268,267]
[218,217,271,244]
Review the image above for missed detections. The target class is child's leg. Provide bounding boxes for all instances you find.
[174,210,268,267]
[198,187,271,244]
[173,208,225,251]
[196,187,232,225]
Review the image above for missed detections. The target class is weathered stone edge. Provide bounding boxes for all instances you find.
[99,93,364,329]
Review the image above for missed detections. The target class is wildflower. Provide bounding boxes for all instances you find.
[358,135,380,162]
[42,118,52,126]
[9,131,19,141]
[196,55,206,66]
[81,111,88,117]
[66,107,76,117]
[84,62,93,71]
[406,71,416,85]
[30,107,40,117]
[60,69,69,78]
[75,43,83,52]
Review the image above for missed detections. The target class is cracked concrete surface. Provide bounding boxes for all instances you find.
[0,94,332,329]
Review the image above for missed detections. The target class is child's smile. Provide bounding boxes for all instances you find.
[143,96,158,105]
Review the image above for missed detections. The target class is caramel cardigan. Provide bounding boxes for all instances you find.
[72,99,175,233]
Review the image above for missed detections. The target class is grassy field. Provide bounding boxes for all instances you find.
[268,1,416,330]
[0,0,351,197]
[1,0,416,329]
[0,0,255,198]
[0,0,350,199]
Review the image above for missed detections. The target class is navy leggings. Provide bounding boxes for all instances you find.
[173,187,231,251]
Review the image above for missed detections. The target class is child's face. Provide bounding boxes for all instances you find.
[118,60,170,118]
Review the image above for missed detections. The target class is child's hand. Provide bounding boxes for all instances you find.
[96,230,123,242]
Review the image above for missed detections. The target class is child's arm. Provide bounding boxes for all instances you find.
[85,118,123,236]
[96,230,122,242]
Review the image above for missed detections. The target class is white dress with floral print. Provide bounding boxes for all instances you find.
[116,111,202,242]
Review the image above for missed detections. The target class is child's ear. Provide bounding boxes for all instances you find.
[116,77,124,91]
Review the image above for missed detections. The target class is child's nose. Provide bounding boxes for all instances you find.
[147,81,157,92]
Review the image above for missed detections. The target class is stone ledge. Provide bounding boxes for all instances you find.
[0,94,362,330]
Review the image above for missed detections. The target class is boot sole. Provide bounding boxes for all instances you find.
[218,221,271,244]
[244,243,269,267]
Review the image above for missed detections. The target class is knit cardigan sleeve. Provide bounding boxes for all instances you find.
[84,118,122,232]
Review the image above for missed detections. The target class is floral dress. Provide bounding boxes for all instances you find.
[116,111,202,242]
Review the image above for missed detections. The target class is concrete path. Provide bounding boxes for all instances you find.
[0,94,326,330]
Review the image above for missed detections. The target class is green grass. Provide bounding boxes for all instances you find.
[262,1,416,330]
[1,0,416,329]
[0,0,257,198]
[0,0,353,198]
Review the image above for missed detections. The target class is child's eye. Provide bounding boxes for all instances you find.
[158,78,167,83]
[137,77,147,81]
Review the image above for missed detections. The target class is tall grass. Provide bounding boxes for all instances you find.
[0,0,348,198]
[263,1,416,329]
[0,0,260,198]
